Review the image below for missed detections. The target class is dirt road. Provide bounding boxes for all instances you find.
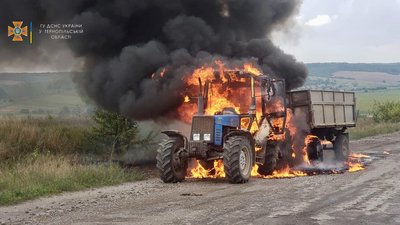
[1,132,400,225]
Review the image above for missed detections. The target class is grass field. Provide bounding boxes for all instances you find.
[356,88,400,115]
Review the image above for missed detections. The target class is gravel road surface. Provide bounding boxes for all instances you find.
[1,132,400,225]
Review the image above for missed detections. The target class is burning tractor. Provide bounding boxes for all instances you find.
[156,70,356,183]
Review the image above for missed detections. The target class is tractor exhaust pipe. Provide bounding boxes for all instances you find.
[198,78,205,115]
[249,76,256,114]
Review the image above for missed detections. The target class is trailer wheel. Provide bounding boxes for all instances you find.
[307,138,323,162]
[257,142,279,176]
[223,136,254,183]
[334,134,349,162]
[156,137,188,183]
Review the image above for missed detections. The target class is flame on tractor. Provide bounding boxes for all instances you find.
[156,59,361,184]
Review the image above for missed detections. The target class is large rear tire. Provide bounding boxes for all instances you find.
[334,134,349,162]
[156,137,188,183]
[223,136,254,183]
[257,142,279,176]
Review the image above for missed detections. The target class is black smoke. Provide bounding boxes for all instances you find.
[1,0,307,120]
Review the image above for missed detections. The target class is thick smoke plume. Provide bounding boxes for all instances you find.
[1,0,307,120]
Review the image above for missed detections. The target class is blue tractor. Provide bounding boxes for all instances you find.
[156,71,288,183]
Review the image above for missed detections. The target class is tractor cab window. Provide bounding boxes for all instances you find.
[263,79,287,134]
[207,73,252,115]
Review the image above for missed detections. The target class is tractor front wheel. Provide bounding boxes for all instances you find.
[156,137,188,183]
[223,136,254,183]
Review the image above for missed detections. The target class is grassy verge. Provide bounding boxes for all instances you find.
[0,117,90,161]
[0,155,142,205]
[349,117,400,140]
[0,118,144,206]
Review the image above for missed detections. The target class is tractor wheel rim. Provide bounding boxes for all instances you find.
[172,148,183,170]
[239,147,250,175]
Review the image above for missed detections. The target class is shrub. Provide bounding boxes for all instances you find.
[371,101,400,123]
[89,109,139,159]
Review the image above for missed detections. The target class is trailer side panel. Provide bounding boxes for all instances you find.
[288,90,356,129]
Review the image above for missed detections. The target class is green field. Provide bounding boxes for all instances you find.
[356,88,400,115]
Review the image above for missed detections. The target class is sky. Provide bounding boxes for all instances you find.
[1,0,399,73]
[273,0,400,63]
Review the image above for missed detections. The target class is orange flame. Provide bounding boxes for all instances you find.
[347,162,365,172]
[183,62,327,180]
[296,135,316,165]
[347,153,367,172]
[184,96,190,103]
[178,61,262,123]
[349,153,370,158]
[189,162,308,179]
[188,160,225,178]
[189,161,211,178]
[251,164,307,179]
[243,63,262,76]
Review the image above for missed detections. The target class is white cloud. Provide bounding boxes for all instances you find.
[305,15,332,26]
[275,0,400,63]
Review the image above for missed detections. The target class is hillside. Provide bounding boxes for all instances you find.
[1,64,400,117]
[0,73,85,117]
[306,63,400,77]
[301,63,400,92]
[0,87,9,101]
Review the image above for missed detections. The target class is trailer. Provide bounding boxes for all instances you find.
[287,90,356,161]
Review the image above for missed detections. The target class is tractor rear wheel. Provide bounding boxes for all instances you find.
[223,136,254,183]
[334,134,349,162]
[257,142,279,176]
[156,137,188,183]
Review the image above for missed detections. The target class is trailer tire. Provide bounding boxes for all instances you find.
[156,137,188,183]
[334,134,349,162]
[307,137,323,162]
[257,142,279,176]
[223,136,254,183]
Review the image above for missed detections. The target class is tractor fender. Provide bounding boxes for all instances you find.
[224,130,256,164]
[161,130,188,148]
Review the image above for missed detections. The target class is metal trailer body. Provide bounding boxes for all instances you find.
[287,90,356,129]
[287,90,356,161]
